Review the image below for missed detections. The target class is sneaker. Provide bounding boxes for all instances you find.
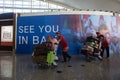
[97,56,103,60]
[53,61,58,66]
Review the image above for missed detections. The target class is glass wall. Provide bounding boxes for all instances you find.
[0,0,70,13]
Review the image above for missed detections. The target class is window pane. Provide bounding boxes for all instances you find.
[0,0,68,13]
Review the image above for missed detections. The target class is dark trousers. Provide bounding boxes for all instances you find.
[62,51,71,62]
[101,46,109,58]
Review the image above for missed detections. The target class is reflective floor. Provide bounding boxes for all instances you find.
[1,52,120,80]
[0,52,15,80]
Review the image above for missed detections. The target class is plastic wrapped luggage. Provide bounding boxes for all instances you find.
[32,42,55,66]
[81,36,102,61]
[32,55,47,64]
[81,38,97,56]
[81,45,94,55]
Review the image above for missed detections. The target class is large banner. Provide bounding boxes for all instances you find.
[17,15,84,54]
[17,14,120,55]
[17,15,61,54]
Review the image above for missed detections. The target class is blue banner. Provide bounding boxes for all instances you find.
[16,15,84,54]
[17,15,61,54]
[17,14,120,55]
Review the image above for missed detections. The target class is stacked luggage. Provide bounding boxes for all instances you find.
[81,36,102,61]
[32,42,55,68]
[81,45,94,55]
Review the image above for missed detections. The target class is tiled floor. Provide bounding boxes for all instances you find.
[0,52,15,80]
[1,52,120,80]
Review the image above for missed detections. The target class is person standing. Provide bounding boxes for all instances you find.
[100,35,109,58]
[56,32,71,62]
[96,32,109,58]
[96,32,104,60]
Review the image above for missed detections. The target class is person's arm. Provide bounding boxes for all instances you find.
[57,36,62,43]
[53,38,59,45]
[98,41,102,50]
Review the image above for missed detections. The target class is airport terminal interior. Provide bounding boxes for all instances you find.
[0,0,120,80]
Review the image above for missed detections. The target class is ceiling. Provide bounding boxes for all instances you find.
[44,0,120,14]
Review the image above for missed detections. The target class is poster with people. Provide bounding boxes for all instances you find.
[17,14,120,55]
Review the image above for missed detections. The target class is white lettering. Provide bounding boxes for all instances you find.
[18,25,35,33]
[33,36,46,44]
[18,26,23,33]
[33,36,39,44]
[53,25,59,32]
[38,26,44,33]
[24,26,29,33]
[38,25,59,33]
[40,36,46,44]
[45,25,51,33]
[18,36,28,44]
[30,25,34,33]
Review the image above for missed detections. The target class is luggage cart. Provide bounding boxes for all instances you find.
[81,36,102,61]
[32,42,55,69]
